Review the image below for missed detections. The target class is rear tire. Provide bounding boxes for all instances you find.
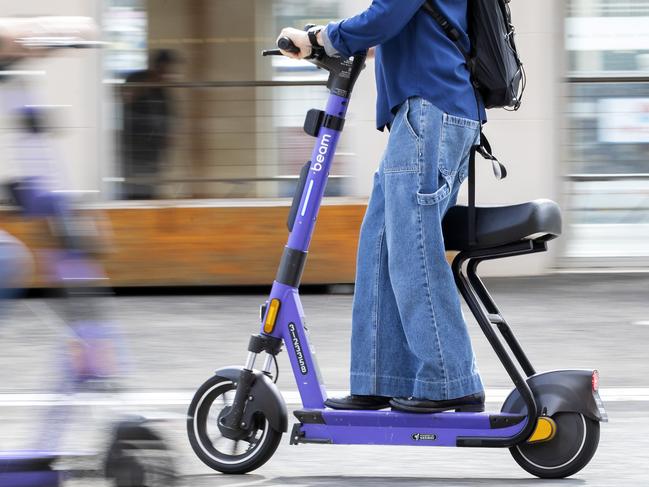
[187,375,282,474]
[510,412,600,478]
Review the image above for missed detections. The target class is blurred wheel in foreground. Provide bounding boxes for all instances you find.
[105,420,176,487]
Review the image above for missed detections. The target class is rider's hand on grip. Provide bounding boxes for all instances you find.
[277,27,311,60]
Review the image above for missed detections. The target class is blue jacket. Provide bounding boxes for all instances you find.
[323,0,484,130]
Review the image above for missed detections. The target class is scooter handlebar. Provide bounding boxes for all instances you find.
[262,36,301,57]
[277,37,300,54]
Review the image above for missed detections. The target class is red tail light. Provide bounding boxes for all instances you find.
[592,370,599,392]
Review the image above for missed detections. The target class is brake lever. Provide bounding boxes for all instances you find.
[262,48,325,60]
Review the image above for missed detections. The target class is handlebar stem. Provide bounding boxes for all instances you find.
[264,34,367,99]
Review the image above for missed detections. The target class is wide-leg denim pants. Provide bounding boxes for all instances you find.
[350,97,483,400]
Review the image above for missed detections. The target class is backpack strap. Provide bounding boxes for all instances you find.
[467,133,507,246]
[422,1,463,44]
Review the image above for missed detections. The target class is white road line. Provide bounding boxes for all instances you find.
[0,388,646,407]
[632,321,649,326]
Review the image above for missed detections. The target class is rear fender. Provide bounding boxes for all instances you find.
[502,369,606,422]
[214,366,288,433]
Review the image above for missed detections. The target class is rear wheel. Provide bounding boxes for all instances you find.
[187,375,282,474]
[510,412,600,478]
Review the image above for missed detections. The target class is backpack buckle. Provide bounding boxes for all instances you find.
[477,133,508,180]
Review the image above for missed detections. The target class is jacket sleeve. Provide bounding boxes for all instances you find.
[324,0,427,57]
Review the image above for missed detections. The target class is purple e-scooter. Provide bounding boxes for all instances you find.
[187,33,607,479]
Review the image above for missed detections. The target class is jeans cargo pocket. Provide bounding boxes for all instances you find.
[438,113,480,179]
[416,110,478,206]
[384,98,421,173]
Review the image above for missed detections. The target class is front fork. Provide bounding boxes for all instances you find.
[219,334,283,439]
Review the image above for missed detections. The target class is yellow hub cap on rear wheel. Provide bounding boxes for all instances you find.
[527,416,557,444]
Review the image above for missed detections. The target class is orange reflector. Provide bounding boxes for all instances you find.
[263,298,281,334]
[527,416,557,444]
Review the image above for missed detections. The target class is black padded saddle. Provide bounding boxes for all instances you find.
[443,199,562,251]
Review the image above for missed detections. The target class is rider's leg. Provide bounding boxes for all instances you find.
[350,171,418,393]
[325,170,415,410]
[326,97,483,410]
[380,97,483,405]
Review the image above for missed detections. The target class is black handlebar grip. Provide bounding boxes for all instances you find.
[278,37,300,54]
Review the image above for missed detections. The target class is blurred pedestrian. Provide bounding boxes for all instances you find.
[120,49,179,200]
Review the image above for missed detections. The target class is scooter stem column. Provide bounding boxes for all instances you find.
[286,93,349,253]
[262,94,349,408]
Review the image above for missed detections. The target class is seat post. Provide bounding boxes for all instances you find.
[468,146,477,246]
[451,251,538,446]
[466,259,536,377]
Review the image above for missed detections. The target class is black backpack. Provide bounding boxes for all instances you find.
[423,0,525,110]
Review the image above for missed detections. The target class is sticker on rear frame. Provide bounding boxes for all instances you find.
[412,433,437,441]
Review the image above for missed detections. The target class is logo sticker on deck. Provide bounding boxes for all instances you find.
[288,322,308,375]
[412,433,437,441]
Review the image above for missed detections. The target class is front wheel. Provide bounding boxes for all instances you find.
[510,412,600,479]
[187,375,282,474]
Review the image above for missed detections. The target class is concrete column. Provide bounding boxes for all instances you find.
[145,0,260,198]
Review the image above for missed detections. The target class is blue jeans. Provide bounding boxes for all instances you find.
[350,97,483,400]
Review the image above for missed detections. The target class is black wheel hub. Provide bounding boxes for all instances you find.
[217,406,252,441]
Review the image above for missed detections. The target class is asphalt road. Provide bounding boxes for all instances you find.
[1,273,648,485]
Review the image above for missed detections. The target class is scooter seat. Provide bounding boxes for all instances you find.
[442,199,562,251]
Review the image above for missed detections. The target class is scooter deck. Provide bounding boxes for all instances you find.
[291,409,527,447]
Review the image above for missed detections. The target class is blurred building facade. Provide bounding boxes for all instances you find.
[564,0,649,268]
[1,0,648,277]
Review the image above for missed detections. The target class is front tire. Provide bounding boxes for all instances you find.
[510,412,600,478]
[187,375,282,474]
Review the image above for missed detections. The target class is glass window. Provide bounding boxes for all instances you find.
[103,0,348,201]
[103,0,148,78]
